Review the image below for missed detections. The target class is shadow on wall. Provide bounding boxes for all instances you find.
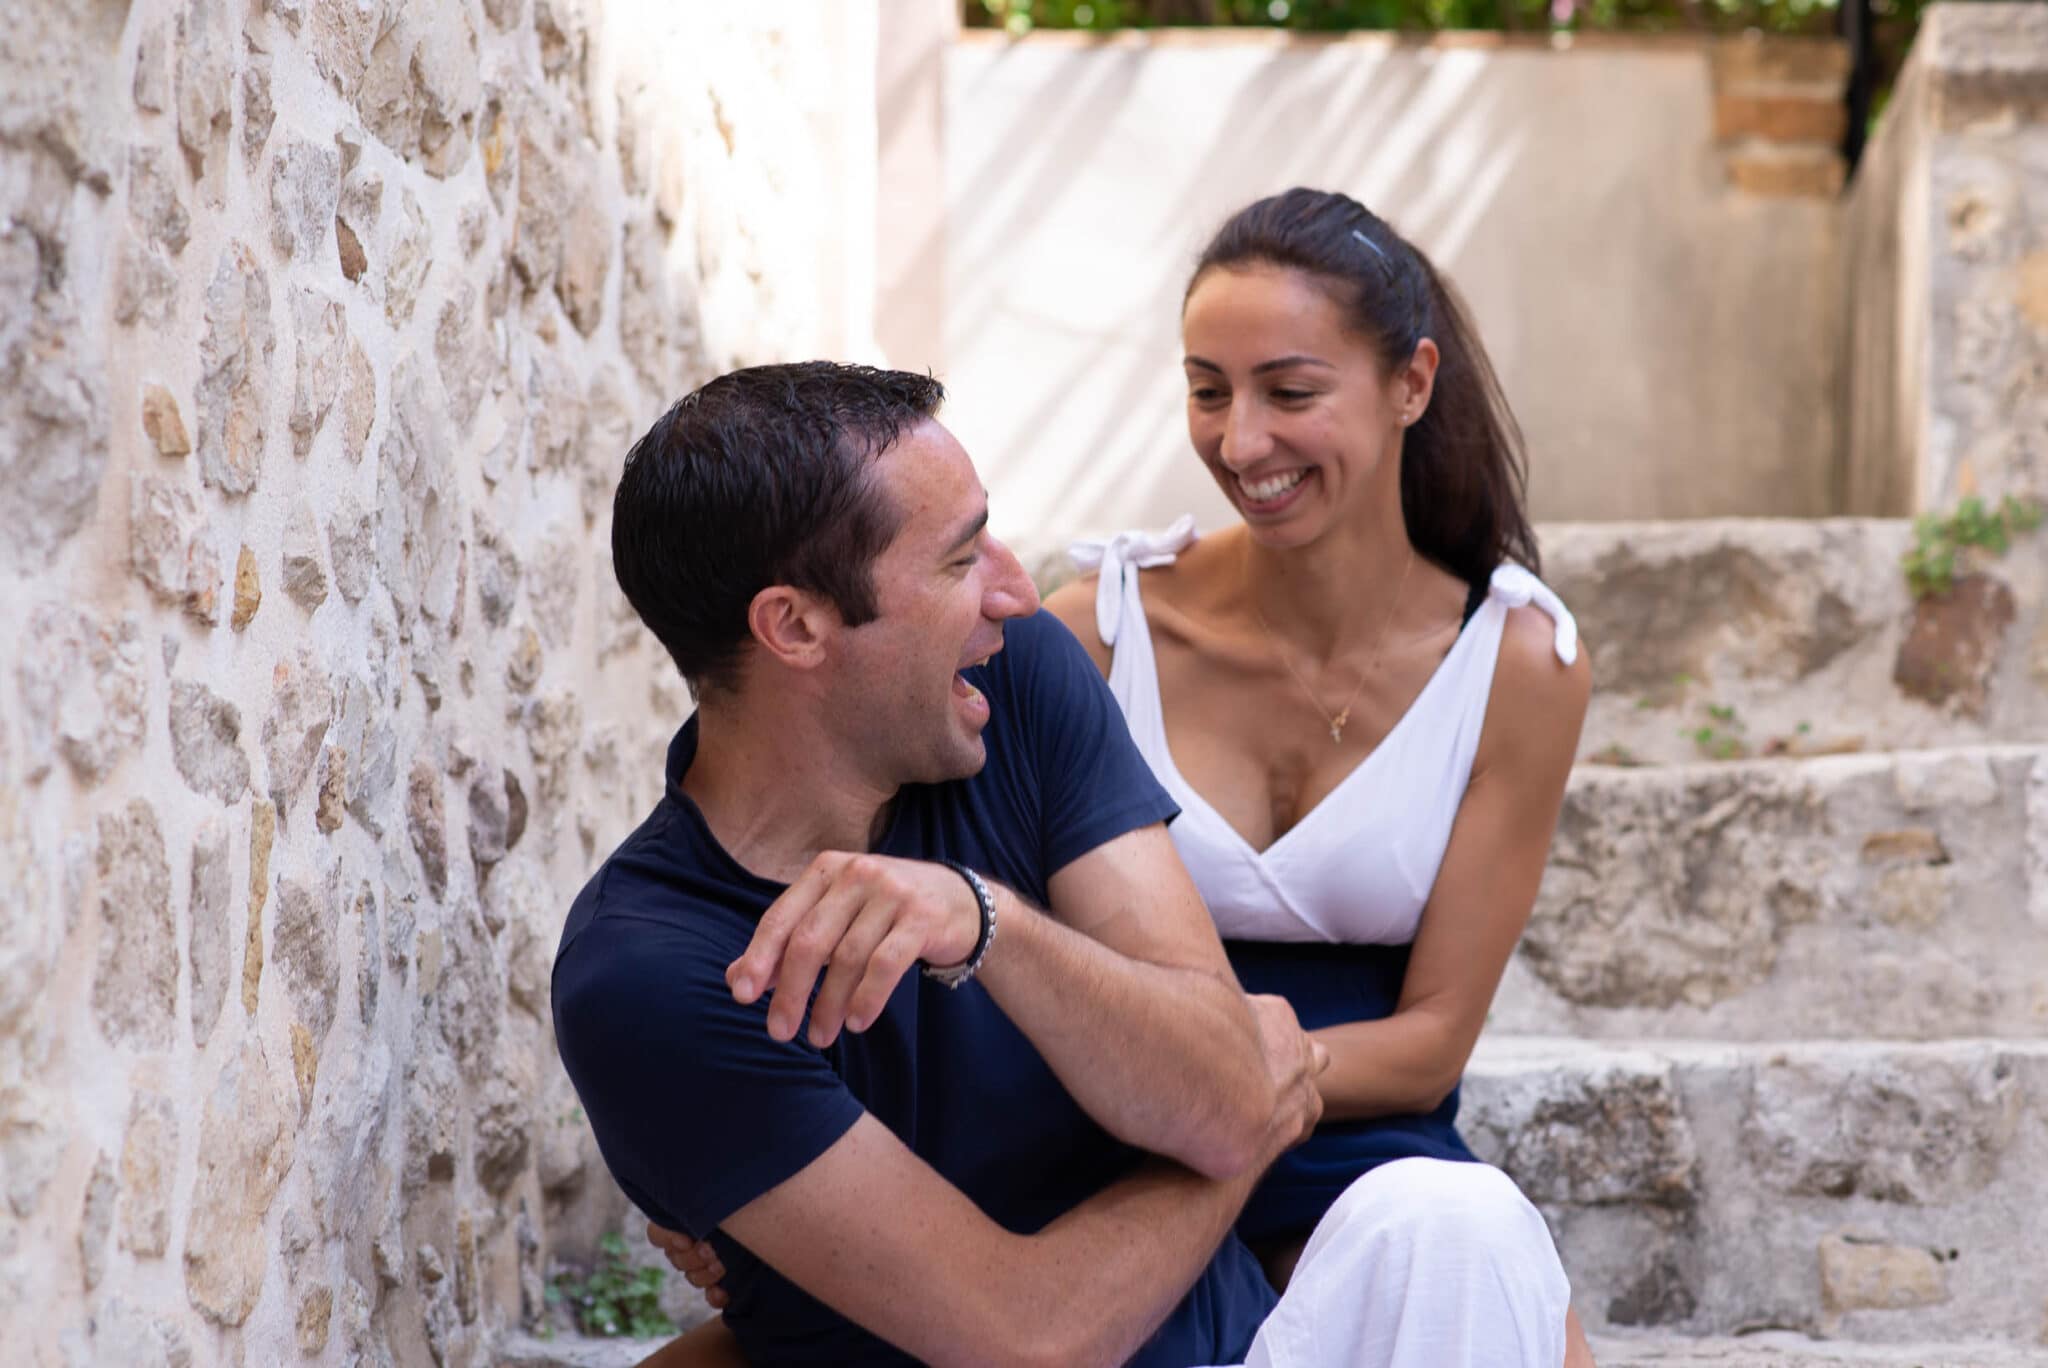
[939,36,1841,536]
[946,43,1526,538]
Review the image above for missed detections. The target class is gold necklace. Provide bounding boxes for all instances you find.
[1250,546,1416,744]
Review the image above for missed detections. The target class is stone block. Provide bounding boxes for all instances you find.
[1818,1233,1948,1315]
[118,1091,178,1257]
[184,1039,295,1325]
[0,221,109,573]
[1522,766,1824,1011]
[281,500,330,609]
[1893,575,2016,718]
[244,798,276,1016]
[274,876,339,1046]
[1709,36,1852,91]
[328,491,375,603]
[1715,94,1849,145]
[129,474,222,623]
[1463,1047,1699,1209]
[18,605,148,785]
[269,135,342,261]
[1469,1039,2048,1341]
[174,0,236,176]
[79,1153,117,1291]
[232,544,262,630]
[92,800,176,1050]
[127,145,191,254]
[1726,149,1846,198]
[189,816,234,1044]
[140,383,192,457]
[260,648,335,817]
[288,285,347,457]
[1744,1049,2020,1204]
[195,242,276,497]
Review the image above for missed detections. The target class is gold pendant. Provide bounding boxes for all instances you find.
[1330,709,1349,743]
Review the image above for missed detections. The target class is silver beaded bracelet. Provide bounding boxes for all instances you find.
[922,861,997,989]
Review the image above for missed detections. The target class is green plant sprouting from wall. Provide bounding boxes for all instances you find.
[546,1232,678,1340]
[1901,495,2042,600]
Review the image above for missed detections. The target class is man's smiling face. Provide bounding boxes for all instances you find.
[828,417,1041,786]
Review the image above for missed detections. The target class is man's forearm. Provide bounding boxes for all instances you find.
[1002,1156,1261,1368]
[976,888,1271,1178]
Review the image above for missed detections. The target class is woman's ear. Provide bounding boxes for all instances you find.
[1398,338,1441,425]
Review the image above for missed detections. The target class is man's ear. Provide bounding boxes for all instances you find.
[747,585,838,671]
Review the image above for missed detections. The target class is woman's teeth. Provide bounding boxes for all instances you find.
[1240,469,1306,502]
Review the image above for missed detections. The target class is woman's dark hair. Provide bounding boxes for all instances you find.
[1187,187,1540,584]
[612,361,945,694]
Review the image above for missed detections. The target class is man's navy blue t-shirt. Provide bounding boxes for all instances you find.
[552,610,1276,1366]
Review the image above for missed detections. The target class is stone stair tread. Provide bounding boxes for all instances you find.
[1588,1329,2048,1365]
[1536,516,2048,767]
[1471,1034,2048,1067]
[1498,744,2048,1042]
[493,1329,665,1367]
[1462,1035,2048,1344]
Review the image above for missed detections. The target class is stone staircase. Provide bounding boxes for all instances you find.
[1464,517,2048,1362]
[506,516,2045,1365]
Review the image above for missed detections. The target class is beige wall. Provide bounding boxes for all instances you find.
[933,31,1846,539]
[0,1,875,1362]
[877,0,957,373]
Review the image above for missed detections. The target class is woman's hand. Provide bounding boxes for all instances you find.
[648,1221,730,1309]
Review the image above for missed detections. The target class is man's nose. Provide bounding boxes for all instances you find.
[983,536,1042,620]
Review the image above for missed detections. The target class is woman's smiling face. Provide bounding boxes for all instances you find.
[1181,262,1431,549]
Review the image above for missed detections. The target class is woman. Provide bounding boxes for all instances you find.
[654,187,1594,1366]
[1048,187,1596,1362]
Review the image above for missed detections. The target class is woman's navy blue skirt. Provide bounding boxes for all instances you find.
[1225,939,1477,1245]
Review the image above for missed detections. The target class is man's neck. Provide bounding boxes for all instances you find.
[681,693,897,884]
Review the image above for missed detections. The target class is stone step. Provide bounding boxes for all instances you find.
[1494,745,2048,1041]
[493,1330,661,1367]
[1541,518,2047,769]
[493,1327,2048,1367]
[1587,1329,2048,1365]
[1462,1037,2048,1346]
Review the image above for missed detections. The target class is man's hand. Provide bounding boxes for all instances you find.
[1248,993,1328,1164]
[648,1222,729,1310]
[727,853,981,1048]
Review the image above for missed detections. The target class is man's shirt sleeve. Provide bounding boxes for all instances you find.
[1007,609,1179,877]
[552,900,863,1238]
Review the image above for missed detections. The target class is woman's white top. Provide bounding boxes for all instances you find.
[1070,516,1577,947]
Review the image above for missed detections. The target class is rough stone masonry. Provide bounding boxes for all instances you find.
[0,1,872,1362]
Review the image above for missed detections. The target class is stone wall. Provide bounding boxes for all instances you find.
[1842,3,2048,515]
[0,1,875,1363]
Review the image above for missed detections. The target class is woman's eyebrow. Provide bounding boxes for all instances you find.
[1182,354,1334,374]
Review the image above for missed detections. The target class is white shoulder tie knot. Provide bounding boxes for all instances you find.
[1488,564,1579,666]
[1067,514,1199,647]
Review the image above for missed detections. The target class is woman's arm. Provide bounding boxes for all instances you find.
[1313,606,1591,1121]
[634,1316,747,1368]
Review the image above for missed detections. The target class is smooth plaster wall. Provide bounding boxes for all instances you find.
[935,31,1844,539]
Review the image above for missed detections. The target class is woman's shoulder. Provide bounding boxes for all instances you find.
[1045,520,1232,654]
[1041,575,1111,674]
[1490,598,1593,737]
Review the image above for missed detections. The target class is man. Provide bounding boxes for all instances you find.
[552,363,1567,1367]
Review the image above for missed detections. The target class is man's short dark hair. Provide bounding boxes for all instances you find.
[612,361,946,693]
